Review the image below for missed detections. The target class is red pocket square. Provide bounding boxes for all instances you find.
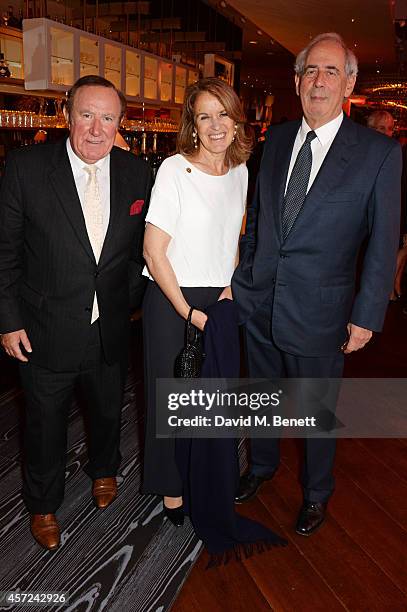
[130,200,144,215]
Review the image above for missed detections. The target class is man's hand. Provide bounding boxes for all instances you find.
[0,329,32,362]
[342,323,373,354]
[394,246,407,297]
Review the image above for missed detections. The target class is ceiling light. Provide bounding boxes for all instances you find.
[257,30,263,36]
[220,1,227,7]
[366,83,404,93]
[384,101,407,110]
[240,17,246,23]
[249,40,258,44]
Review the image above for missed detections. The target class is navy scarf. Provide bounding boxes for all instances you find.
[176,299,287,567]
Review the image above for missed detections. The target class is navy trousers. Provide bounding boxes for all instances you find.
[244,298,344,503]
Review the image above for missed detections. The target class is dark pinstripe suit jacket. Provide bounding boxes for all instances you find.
[0,139,151,370]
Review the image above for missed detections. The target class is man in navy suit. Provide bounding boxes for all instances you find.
[232,33,401,535]
[0,76,151,549]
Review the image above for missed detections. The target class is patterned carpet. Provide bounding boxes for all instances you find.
[0,324,202,612]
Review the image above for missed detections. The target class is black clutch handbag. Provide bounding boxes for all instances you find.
[174,307,204,378]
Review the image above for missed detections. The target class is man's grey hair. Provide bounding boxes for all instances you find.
[367,110,394,128]
[294,32,358,78]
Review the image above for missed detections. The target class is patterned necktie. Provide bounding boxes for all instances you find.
[83,165,103,323]
[281,130,317,240]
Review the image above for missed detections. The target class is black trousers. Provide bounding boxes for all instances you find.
[142,281,223,497]
[244,298,344,503]
[19,321,127,514]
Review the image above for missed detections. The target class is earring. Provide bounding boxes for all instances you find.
[232,123,238,142]
[192,129,198,149]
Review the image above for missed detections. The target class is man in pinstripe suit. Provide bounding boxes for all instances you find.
[0,76,151,550]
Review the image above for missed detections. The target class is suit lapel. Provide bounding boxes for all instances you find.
[99,148,130,264]
[48,140,95,262]
[48,143,131,265]
[260,121,299,243]
[272,121,300,241]
[284,116,359,243]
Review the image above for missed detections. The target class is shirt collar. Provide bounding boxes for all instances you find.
[300,112,344,146]
[66,138,110,178]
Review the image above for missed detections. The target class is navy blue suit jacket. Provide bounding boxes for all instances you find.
[232,115,402,356]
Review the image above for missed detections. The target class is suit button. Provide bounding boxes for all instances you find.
[85,307,91,312]
[94,271,99,278]
[272,278,275,285]
[279,253,287,259]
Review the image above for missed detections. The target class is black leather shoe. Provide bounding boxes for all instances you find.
[234,471,275,504]
[164,504,184,528]
[295,501,327,536]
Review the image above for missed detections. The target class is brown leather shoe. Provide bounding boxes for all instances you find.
[30,514,60,550]
[92,477,117,509]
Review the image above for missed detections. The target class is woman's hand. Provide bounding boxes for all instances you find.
[218,286,233,301]
[191,309,208,331]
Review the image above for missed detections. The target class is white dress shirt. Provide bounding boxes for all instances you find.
[66,138,110,237]
[285,112,343,195]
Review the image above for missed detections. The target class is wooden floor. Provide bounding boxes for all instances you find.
[0,304,406,611]
[173,301,407,612]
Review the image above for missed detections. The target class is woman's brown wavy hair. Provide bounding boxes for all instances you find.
[177,77,253,167]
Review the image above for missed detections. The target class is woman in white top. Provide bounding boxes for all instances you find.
[142,77,253,526]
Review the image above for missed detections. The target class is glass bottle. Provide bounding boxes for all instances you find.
[130,134,140,156]
[150,132,159,180]
[0,53,11,78]
[139,131,149,164]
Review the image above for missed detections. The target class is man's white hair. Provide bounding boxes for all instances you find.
[294,32,358,77]
[367,110,394,128]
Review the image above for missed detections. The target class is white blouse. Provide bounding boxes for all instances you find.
[143,153,248,287]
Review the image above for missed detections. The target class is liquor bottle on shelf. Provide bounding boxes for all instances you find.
[139,131,149,164]
[17,8,23,29]
[130,134,140,157]
[150,132,160,180]
[7,5,20,28]
[123,133,131,150]
[0,53,11,78]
